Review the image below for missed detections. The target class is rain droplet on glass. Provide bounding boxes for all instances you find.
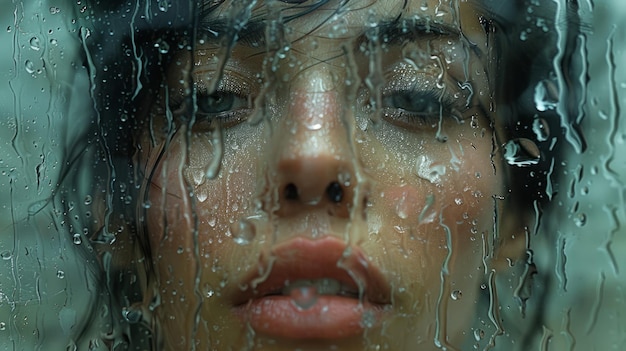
[503,138,541,167]
[415,155,446,184]
[158,0,171,12]
[574,213,586,227]
[290,286,319,310]
[451,290,462,300]
[418,194,436,224]
[196,188,208,203]
[25,60,35,74]
[395,193,410,219]
[360,310,376,328]
[29,37,41,51]
[232,219,256,245]
[122,305,143,324]
[154,39,170,54]
[534,79,559,112]
[532,117,550,142]
[0,251,11,260]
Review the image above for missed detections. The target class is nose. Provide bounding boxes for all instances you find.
[270,68,356,218]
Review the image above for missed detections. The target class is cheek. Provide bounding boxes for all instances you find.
[359,125,501,285]
[142,132,261,268]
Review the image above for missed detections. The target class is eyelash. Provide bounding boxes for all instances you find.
[167,79,460,133]
[380,88,458,129]
[170,90,251,131]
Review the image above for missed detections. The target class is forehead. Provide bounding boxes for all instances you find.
[203,0,487,45]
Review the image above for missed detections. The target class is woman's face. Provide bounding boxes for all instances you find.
[136,0,516,349]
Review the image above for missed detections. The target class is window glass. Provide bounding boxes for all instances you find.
[0,0,624,350]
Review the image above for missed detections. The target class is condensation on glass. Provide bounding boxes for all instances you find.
[0,0,624,350]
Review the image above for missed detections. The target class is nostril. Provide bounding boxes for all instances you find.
[326,181,343,203]
[284,183,299,200]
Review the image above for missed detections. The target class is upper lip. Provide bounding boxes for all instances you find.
[231,236,391,306]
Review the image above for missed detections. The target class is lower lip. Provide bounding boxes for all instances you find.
[234,295,386,339]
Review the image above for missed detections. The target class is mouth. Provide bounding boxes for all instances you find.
[276,278,359,298]
[232,236,392,340]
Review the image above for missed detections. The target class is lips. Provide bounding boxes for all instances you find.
[231,236,392,339]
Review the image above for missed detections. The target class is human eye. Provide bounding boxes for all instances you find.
[195,89,251,129]
[381,87,453,129]
[366,57,472,132]
[171,79,254,132]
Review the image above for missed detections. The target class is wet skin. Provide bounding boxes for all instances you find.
[131,0,523,350]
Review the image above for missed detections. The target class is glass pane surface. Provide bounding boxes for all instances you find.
[0,1,624,350]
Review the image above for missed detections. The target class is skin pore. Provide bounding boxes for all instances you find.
[128,0,524,349]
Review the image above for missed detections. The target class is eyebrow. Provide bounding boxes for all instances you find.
[198,18,267,47]
[359,18,462,46]
[197,16,464,49]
